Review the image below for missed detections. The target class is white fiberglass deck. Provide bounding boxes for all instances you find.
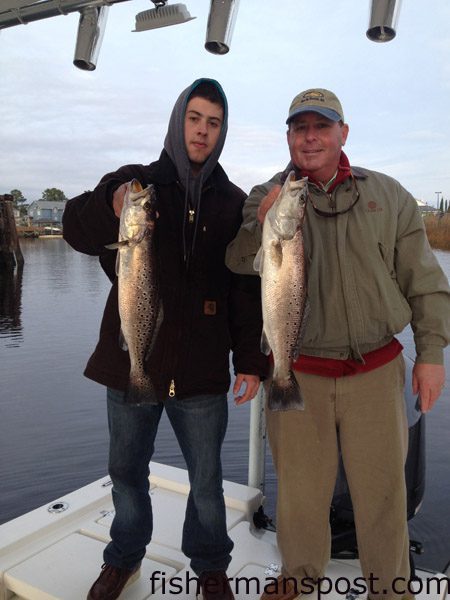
[0,462,448,600]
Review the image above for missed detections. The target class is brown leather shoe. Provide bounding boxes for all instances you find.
[260,575,300,600]
[87,563,140,600]
[198,570,235,600]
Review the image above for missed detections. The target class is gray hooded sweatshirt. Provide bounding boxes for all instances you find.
[164,78,228,265]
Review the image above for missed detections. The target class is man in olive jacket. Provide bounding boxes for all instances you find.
[226,88,450,600]
[63,78,267,600]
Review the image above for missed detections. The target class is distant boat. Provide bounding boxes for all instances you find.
[16,225,63,238]
[41,226,63,237]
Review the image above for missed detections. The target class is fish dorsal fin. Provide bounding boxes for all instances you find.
[104,240,129,276]
[260,329,272,356]
[105,240,129,250]
[115,251,121,277]
[253,247,264,274]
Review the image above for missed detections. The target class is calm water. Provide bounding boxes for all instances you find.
[0,239,449,573]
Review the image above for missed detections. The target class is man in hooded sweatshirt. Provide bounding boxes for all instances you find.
[63,78,268,600]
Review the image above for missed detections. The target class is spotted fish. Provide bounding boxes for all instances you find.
[107,179,161,404]
[254,172,308,410]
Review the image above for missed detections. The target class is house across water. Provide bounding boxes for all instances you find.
[27,200,66,230]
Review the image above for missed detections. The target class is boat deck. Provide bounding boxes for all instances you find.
[0,462,448,599]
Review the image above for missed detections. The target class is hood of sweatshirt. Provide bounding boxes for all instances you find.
[164,77,228,197]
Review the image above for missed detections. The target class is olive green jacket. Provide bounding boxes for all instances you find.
[225,165,450,365]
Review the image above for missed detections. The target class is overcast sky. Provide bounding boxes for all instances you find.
[1,0,449,206]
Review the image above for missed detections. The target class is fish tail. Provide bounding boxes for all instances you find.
[125,372,158,406]
[268,370,304,411]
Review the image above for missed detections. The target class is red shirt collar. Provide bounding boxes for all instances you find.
[297,151,352,192]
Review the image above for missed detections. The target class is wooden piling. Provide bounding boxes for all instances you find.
[0,194,24,269]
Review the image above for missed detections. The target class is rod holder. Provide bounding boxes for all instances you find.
[205,0,239,55]
[366,0,401,42]
[73,5,108,70]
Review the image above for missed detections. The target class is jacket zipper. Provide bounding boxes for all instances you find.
[167,184,206,399]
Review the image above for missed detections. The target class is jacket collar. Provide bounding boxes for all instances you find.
[351,166,367,179]
[281,152,368,187]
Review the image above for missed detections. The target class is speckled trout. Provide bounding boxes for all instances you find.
[107,179,161,405]
[254,172,308,411]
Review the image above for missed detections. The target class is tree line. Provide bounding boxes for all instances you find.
[9,188,68,207]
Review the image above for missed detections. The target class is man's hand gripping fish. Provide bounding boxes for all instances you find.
[254,173,308,411]
[107,179,161,405]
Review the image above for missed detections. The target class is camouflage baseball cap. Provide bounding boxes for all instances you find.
[286,88,344,124]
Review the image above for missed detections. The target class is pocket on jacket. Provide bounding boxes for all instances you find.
[378,242,396,278]
[376,242,412,332]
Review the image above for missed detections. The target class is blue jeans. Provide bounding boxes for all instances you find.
[104,388,233,574]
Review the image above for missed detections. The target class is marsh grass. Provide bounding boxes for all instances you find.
[423,213,450,251]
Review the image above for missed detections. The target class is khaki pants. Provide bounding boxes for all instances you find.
[266,354,413,600]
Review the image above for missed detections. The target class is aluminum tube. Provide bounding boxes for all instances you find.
[248,385,267,493]
[205,0,239,54]
[366,0,402,42]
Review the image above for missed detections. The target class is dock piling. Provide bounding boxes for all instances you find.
[0,194,24,269]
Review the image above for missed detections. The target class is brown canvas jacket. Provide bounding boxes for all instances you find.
[226,165,450,365]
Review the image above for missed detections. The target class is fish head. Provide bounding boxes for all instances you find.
[120,180,156,243]
[126,179,151,207]
[270,174,308,239]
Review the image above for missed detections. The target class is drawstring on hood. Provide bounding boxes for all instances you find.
[164,78,228,266]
